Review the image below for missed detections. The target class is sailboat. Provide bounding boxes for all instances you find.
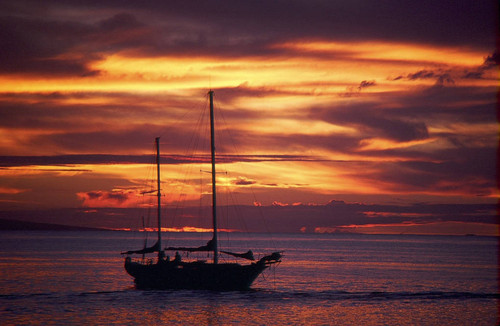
[123,90,282,291]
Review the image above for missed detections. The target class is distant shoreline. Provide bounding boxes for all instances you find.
[0,218,111,231]
[0,218,495,237]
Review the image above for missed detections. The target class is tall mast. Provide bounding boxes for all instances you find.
[155,137,162,260]
[209,90,219,264]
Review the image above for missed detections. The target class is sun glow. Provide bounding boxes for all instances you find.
[0,4,496,238]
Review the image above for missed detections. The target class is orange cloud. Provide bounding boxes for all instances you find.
[77,189,141,208]
[0,187,28,194]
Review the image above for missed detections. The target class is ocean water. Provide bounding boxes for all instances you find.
[0,231,497,325]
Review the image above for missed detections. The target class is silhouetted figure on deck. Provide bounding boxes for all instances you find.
[174,251,181,263]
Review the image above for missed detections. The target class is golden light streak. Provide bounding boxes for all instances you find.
[234,118,357,136]
[0,166,90,177]
[431,122,498,137]
[275,40,486,66]
[358,137,438,151]
[0,187,27,194]
[0,34,495,100]
[1,38,493,97]
[0,76,183,93]
[221,161,383,195]
[329,222,499,236]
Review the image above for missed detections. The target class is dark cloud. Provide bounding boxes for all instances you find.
[213,84,307,105]
[309,82,496,149]
[0,11,153,76]
[338,144,497,197]
[392,69,455,86]
[233,177,257,186]
[463,50,500,79]
[483,50,500,67]
[407,70,435,80]
[98,13,143,31]
[130,0,497,49]
[0,155,152,167]
[0,15,100,76]
[80,190,132,204]
[364,117,428,142]
[0,0,496,76]
[358,80,376,90]
[340,80,377,97]
[0,91,207,155]
[0,154,320,168]
[390,51,498,82]
[435,73,455,86]
[395,86,496,124]
[310,105,429,142]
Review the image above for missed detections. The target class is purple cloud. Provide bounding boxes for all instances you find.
[0,0,496,77]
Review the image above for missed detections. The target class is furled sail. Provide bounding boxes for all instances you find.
[258,251,282,264]
[122,241,160,255]
[165,238,215,252]
[221,250,255,261]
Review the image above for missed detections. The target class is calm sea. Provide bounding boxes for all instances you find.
[0,231,497,325]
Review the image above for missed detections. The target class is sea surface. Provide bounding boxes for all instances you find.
[0,231,497,325]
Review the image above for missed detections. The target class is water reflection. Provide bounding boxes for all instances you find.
[0,231,497,325]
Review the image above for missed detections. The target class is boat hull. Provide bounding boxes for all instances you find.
[124,258,268,291]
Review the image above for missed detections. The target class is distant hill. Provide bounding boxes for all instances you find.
[0,218,110,231]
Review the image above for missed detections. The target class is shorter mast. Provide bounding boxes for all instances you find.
[209,90,219,264]
[155,137,162,260]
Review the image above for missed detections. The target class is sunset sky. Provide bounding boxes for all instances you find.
[0,0,498,235]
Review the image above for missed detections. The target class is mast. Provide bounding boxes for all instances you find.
[155,137,162,260]
[209,90,219,264]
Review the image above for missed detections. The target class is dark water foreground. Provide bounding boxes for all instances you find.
[0,231,497,325]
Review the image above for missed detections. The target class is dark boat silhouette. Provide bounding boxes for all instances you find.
[123,91,281,290]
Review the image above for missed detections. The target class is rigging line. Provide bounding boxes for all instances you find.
[168,96,208,234]
[224,179,250,234]
[211,97,259,254]
[212,94,278,250]
[156,91,206,140]
[165,93,214,254]
[132,139,159,249]
[210,96,234,251]
[142,140,157,224]
[148,139,159,241]
[188,98,210,240]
